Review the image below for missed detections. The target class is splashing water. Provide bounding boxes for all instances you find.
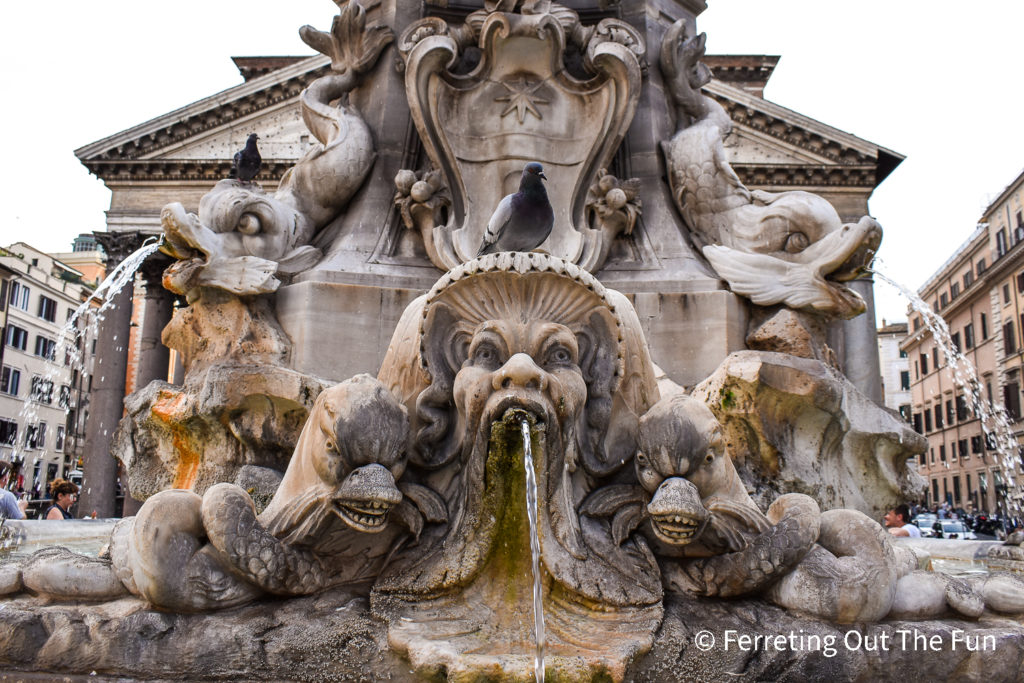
[9,237,164,494]
[874,267,1023,516]
[520,418,545,683]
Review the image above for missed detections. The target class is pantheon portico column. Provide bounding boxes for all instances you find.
[135,254,175,389]
[78,231,146,518]
[119,253,175,516]
[842,277,883,405]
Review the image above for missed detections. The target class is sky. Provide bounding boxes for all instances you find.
[2,1,1023,326]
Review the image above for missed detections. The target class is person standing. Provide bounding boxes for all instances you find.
[884,504,922,538]
[43,479,79,520]
[0,461,27,520]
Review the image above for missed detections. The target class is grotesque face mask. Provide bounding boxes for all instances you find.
[453,319,588,444]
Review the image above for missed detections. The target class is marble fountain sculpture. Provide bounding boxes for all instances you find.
[4,1,1024,680]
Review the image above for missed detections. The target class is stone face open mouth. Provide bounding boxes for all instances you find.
[491,395,548,427]
[649,513,706,545]
[333,498,392,532]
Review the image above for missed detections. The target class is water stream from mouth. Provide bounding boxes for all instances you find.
[874,267,1023,516]
[520,418,545,683]
[9,237,163,501]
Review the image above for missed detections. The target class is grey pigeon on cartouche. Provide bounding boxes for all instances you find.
[230,133,262,182]
[477,162,554,256]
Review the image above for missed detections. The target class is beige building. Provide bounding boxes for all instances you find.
[52,234,105,288]
[0,243,95,497]
[903,169,1024,516]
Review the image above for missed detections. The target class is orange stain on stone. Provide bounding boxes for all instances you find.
[151,390,201,490]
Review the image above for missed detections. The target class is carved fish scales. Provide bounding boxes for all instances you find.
[203,484,327,595]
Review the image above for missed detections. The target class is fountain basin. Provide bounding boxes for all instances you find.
[0,519,118,560]
[897,537,1024,576]
[2,589,1024,681]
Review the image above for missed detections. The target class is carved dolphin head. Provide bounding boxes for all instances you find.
[311,375,409,533]
[636,394,728,545]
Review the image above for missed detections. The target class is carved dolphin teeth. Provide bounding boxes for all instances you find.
[334,499,392,531]
[650,512,704,544]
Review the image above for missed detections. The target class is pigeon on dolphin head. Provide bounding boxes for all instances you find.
[230,133,262,182]
[477,162,554,256]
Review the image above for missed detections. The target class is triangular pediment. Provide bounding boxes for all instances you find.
[144,101,312,162]
[705,79,903,185]
[723,126,836,166]
[75,55,330,182]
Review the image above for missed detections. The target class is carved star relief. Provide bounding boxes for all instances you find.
[494,78,548,123]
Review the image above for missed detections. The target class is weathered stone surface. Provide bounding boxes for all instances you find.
[0,590,414,682]
[692,350,927,519]
[161,290,292,379]
[746,307,837,367]
[632,596,1024,683]
[115,364,328,499]
[19,548,127,602]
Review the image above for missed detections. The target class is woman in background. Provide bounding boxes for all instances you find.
[0,460,27,519]
[44,479,78,520]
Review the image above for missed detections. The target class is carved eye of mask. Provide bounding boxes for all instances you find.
[474,344,497,364]
[545,345,574,368]
[538,328,579,370]
[470,339,505,370]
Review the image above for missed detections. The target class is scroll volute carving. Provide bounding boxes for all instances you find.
[397,3,645,272]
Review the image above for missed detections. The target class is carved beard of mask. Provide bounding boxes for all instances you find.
[453,319,588,442]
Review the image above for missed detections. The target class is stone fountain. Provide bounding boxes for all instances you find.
[3,1,1024,680]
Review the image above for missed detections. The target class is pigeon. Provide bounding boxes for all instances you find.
[477,162,554,256]
[230,133,262,182]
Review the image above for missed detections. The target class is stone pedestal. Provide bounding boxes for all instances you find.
[276,279,432,381]
[625,289,748,388]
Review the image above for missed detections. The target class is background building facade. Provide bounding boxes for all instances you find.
[903,169,1024,515]
[0,243,95,497]
[877,319,910,421]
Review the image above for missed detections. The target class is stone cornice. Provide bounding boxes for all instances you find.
[703,55,779,96]
[731,163,877,188]
[82,159,293,184]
